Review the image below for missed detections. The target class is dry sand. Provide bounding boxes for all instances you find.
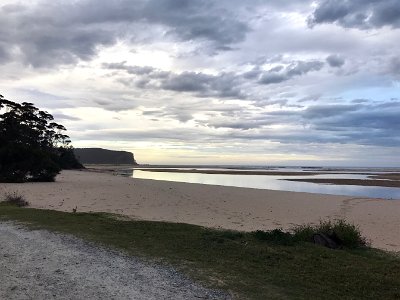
[1,170,399,252]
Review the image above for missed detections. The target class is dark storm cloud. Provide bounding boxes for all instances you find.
[287,61,324,76]
[0,0,250,67]
[161,72,214,92]
[308,102,400,131]
[301,101,400,146]
[103,62,247,99]
[204,101,400,147]
[259,73,288,84]
[142,0,249,46]
[161,72,245,99]
[309,0,400,29]
[326,54,345,67]
[259,60,324,85]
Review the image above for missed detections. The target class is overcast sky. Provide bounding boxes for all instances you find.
[1,0,399,166]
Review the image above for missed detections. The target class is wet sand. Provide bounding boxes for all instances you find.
[286,178,400,187]
[1,170,400,252]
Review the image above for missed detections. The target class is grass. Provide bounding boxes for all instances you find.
[1,203,400,299]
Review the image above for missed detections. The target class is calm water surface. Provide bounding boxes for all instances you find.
[129,170,400,200]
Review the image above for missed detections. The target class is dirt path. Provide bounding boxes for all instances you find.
[0,222,229,300]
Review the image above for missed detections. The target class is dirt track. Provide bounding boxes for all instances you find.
[0,222,229,300]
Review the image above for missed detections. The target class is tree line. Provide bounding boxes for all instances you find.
[0,94,82,182]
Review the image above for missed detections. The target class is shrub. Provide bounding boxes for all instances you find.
[292,219,368,249]
[3,192,29,207]
[253,219,368,249]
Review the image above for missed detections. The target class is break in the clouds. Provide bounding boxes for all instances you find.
[0,0,399,166]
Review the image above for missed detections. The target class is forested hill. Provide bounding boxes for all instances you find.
[74,148,138,165]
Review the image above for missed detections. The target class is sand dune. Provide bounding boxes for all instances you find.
[1,170,399,252]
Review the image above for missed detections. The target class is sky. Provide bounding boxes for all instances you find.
[1,0,399,166]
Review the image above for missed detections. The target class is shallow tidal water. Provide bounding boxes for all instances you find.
[127,169,400,200]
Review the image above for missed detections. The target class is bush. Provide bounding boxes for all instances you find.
[292,219,368,249]
[3,192,29,207]
[253,219,368,249]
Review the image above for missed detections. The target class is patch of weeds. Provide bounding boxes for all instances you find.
[2,192,29,207]
[292,219,368,249]
[253,219,368,249]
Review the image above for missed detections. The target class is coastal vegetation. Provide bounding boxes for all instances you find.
[2,192,29,207]
[0,95,82,182]
[253,219,367,249]
[1,202,399,300]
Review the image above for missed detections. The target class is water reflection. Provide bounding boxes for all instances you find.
[127,170,400,200]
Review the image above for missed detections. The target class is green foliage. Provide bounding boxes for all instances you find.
[292,219,368,248]
[252,219,368,249]
[0,94,82,182]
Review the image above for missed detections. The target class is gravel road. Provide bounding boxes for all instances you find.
[0,222,230,300]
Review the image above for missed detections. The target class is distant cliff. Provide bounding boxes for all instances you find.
[74,148,138,165]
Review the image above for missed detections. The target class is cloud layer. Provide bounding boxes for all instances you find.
[1,0,399,165]
[309,0,400,29]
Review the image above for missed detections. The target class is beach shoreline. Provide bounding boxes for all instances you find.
[1,170,400,252]
[86,165,400,188]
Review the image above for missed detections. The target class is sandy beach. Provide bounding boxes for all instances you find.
[1,170,399,252]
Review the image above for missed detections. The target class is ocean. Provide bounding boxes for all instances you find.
[117,166,400,199]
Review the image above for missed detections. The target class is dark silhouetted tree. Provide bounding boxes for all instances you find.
[0,95,82,182]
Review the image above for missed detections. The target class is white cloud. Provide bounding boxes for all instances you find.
[1,0,399,166]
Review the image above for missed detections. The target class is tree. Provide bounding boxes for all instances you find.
[0,95,82,182]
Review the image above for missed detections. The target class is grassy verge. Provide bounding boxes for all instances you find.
[1,203,400,299]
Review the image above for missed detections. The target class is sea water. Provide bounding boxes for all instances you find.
[125,167,400,200]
